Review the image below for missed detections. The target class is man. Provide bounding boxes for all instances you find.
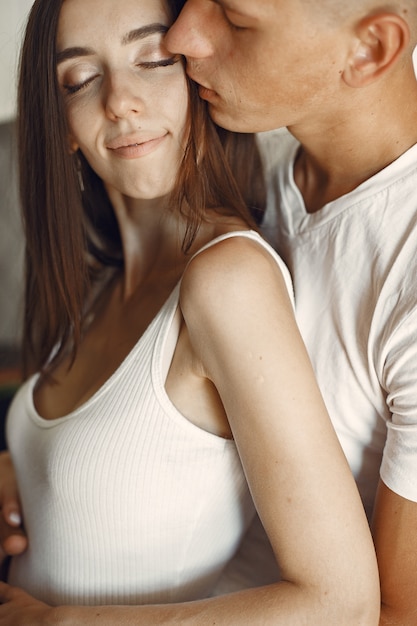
[2,0,417,622]
[165,1,417,624]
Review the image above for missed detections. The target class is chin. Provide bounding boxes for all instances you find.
[208,104,244,132]
[208,103,271,134]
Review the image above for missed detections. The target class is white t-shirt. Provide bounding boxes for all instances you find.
[213,130,417,596]
[260,128,417,515]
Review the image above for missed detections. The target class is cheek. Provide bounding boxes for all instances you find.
[67,106,102,164]
[65,87,102,135]
[177,95,190,145]
[164,76,190,144]
[66,108,89,151]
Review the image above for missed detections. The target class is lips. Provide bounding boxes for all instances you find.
[185,66,218,102]
[106,133,167,159]
[198,84,218,102]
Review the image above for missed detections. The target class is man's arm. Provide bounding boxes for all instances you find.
[372,480,417,625]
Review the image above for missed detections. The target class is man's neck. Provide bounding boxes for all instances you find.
[289,70,417,213]
[292,141,411,214]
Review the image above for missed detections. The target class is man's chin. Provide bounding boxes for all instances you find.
[207,103,261,134]
[209,102,286,134]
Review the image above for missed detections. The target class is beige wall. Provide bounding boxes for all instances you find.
[0,1,33,123]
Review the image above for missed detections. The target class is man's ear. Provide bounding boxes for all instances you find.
[343,12,410,87]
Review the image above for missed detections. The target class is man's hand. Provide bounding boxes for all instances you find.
[0,451,27,575]
[0,582,53,625]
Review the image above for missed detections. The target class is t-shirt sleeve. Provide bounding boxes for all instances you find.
[380,307,417,501]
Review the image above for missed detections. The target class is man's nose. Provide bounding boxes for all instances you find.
[165,2,214,59]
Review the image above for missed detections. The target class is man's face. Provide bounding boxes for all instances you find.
[166,0,350,133]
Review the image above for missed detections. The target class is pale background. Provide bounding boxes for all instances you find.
[0,0,33,123]
[0,1,32,346]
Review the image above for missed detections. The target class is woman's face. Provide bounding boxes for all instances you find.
[56,0,189,200]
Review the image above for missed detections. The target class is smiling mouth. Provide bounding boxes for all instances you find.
[107,135,167,159]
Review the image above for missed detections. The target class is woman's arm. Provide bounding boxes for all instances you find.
[0,238,380,624]
[177,236,380,624]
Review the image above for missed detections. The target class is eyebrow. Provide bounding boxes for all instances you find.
[121,23,168,45]
[56,23,169,64]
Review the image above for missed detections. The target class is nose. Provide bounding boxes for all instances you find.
[165,2,214,60]
[104,72,144,121]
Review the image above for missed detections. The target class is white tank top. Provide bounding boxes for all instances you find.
[6,230,293,606]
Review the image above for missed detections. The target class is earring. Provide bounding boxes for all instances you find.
[75,155,85,192]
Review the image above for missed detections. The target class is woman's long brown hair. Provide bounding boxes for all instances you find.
[18,0,265,377]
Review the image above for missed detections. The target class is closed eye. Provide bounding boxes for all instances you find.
[224,14,247,32]
[63,75,99,95]
[62,55,182,95]
[138,55,182,69]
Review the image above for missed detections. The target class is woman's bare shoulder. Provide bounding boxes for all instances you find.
[179,232,293,330]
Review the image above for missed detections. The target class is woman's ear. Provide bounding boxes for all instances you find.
[343,12,410,87]
[69,136,79,154]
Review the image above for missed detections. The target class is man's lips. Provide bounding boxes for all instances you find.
[197,84,218,103]
[106,134,167,158]
[185,68,218,102]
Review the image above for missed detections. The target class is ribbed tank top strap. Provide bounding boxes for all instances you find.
[187,229,294,306]
[159,229,294,383]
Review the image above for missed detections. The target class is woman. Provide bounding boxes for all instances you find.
[0,0,380,623]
